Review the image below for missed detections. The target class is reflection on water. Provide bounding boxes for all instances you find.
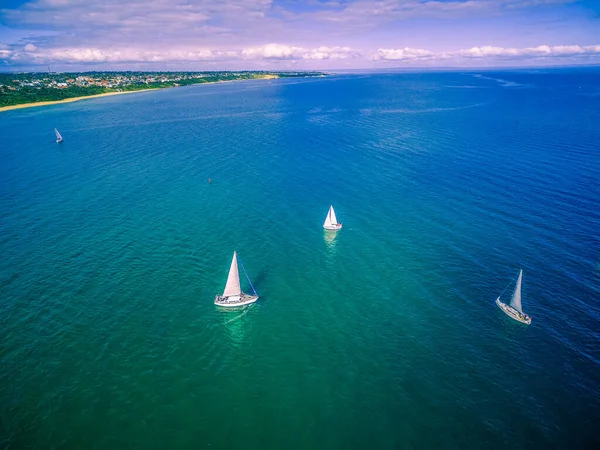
[323,230,338,248]
[324,230,339,268]
[219,304,254,346]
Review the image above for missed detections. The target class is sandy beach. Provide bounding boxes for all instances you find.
[0,89,159,113]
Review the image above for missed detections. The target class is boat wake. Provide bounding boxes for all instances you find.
[473,74,526,87]
[378,102,489,115]
[223,304,254,325]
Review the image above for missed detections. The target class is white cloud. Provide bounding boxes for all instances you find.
[368,44,600,64]
[372,47,434,60]
[9,45,357,64]
[242,44,300,59]
[456,44,600,58]
[2,42,600,67]
[46,48,228,63]
[241,44,357,60]
[303,46,357,60]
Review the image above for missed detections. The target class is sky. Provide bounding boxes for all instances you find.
[0,0,599,71]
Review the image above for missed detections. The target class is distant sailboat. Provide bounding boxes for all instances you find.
[496,270,531,324]
[214,251,259,307]
[54,128,63,143]
[323,205,342,230]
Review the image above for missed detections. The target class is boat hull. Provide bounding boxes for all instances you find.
[323,224,342,230]
[496,298,531,324]
[215,293,259,308]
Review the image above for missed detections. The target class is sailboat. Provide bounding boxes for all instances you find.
[54,128,63,143]
[214,251,259,307]
[323,205,342,230]
[495,269,531,324]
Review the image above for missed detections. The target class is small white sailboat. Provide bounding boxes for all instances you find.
[496,269,531,325]
[214,251,259,307]
[323,205,342,230]
[54,128,63,143]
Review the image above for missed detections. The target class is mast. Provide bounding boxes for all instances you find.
[509,270,523,313]
[54,128,62,140]
[222,251,241,297]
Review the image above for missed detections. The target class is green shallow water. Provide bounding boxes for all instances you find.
[1,72,600,449]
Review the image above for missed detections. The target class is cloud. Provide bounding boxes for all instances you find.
[2,42,599,68]
[372,48,434,61]
[0,44,359,64]
[1,0,582,50]
[0,0,597,69]
[47,48,231,63]
[369,44,600,64]
[303,46,358,60]
[455,44,600,58]
[0,0,277,48]
[241,44,357,60]
[290,0,579,24]
[2,0,272,28]
[242,44,300,60]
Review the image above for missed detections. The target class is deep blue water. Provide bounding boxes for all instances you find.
[1,70,599,449]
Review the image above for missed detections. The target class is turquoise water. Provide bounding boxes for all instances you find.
[1,71,599,449]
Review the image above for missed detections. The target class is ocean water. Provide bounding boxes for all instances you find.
[1,70,599,449]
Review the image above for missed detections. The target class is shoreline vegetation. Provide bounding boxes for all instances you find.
[0,71,326,112]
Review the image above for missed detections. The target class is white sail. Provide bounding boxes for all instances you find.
[324,205,339,227]
[222,251,241,297]
[329,206,338,225]
[509,270,523,313]
[54,128,62,140]
[323,206,333,227]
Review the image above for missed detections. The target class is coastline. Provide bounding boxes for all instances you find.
[0,75,282,113]
[0,89,158,113]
